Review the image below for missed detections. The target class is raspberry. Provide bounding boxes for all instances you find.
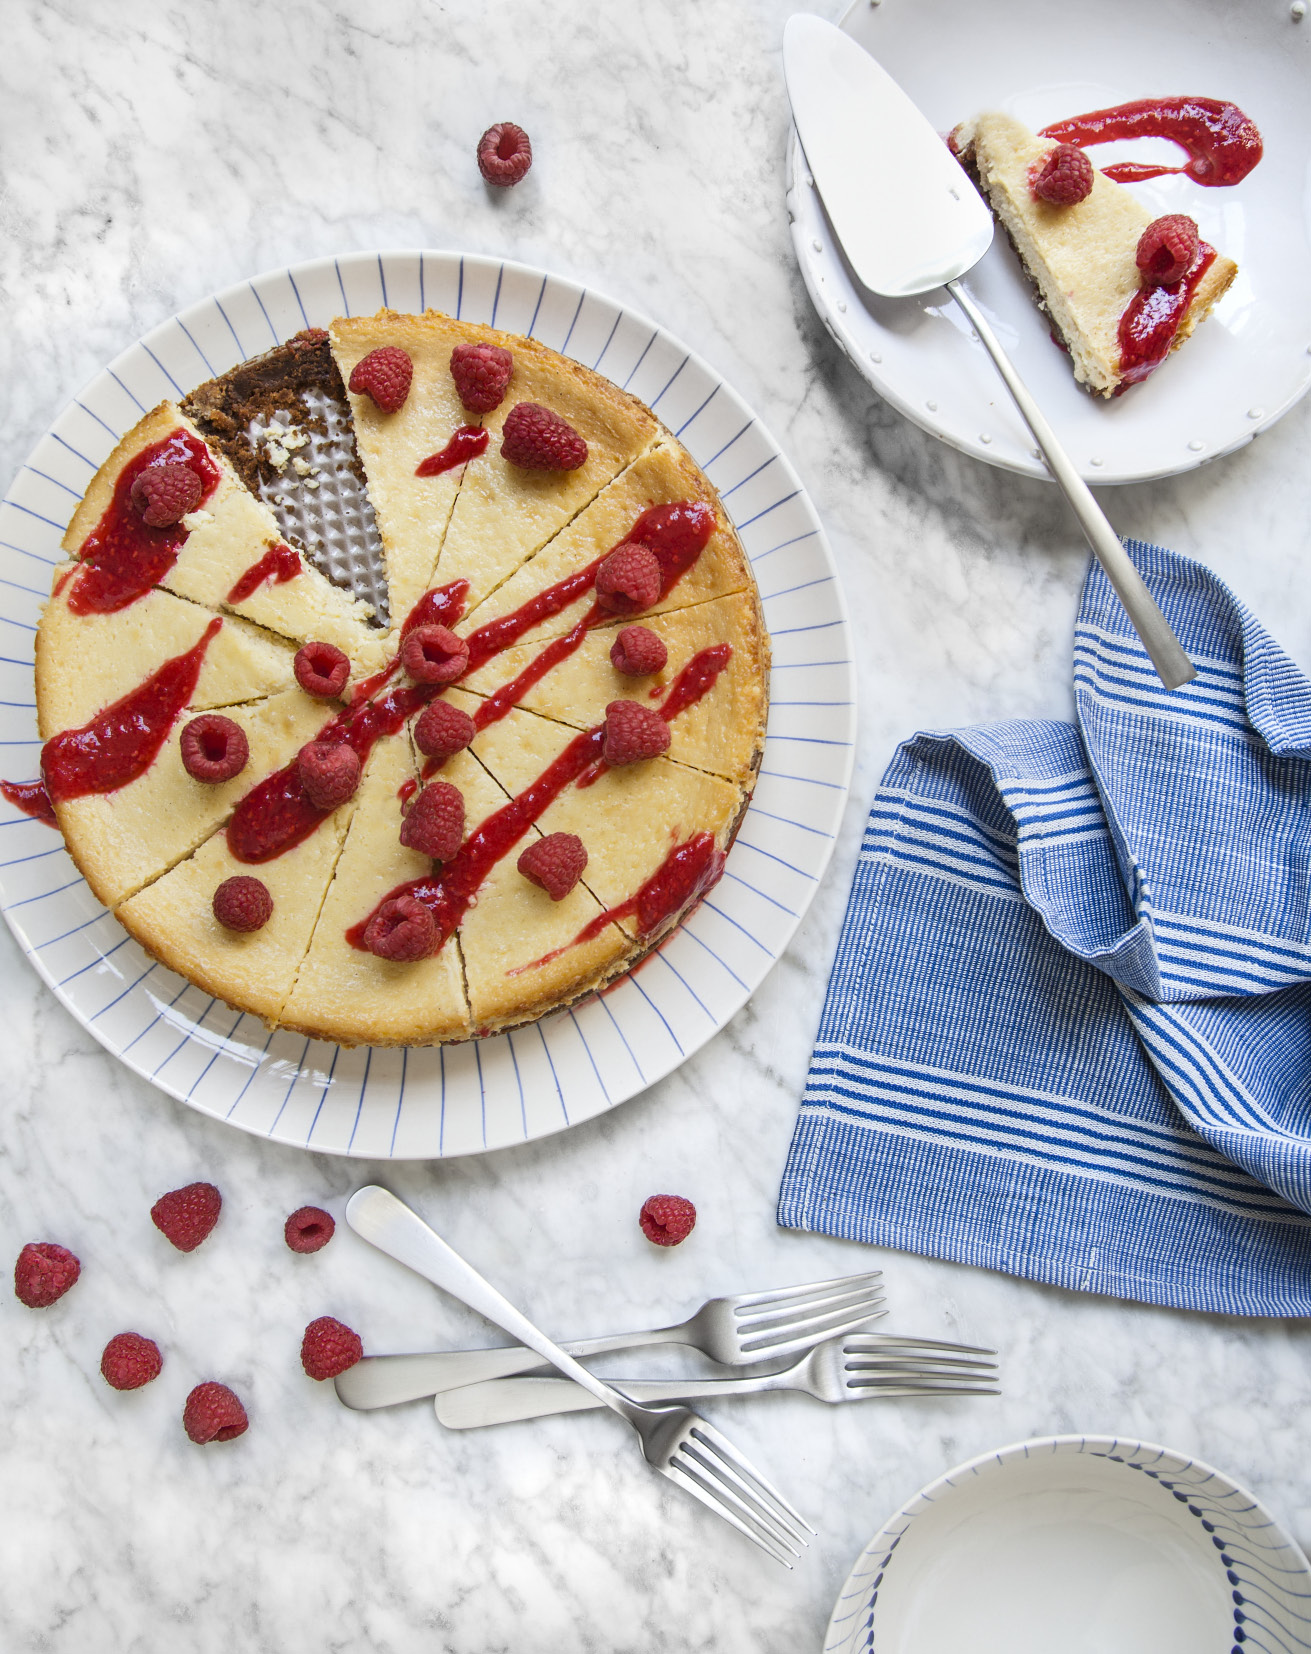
[289,327,328,350]
[14,1242,80,1308]
[400,781,465,861]
[477,122,533,187]
[401,624,469,684]
[450,342,514,413]
[1032,144,1094,206]
[413,698,476,759]
[639,1194,696,1247]
[596,543,662,615]
[1136,214,1201,286]
[365,894,438,962]
[285,1205,335,1254]
[100,1331,163,1390]
[180,714,249,784]
[349,346,413,414]
[603,700,670,765]
[183,1380,248,1443]
[131,463,203,528]
[518,832,587,900]
[294,640,350,699]
[301,1315,364,1380]
[610,625,668,676]
[297,741,362,811]
[213,874,273,932]
[151,1182,221,1253]
[501,403,589,472]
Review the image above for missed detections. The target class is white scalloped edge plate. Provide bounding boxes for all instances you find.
[0,250,855,1159]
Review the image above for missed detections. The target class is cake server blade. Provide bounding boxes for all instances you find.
[781,15,1195,689]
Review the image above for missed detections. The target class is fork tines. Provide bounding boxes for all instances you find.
[666,1420,815,1567]
[734,1270,886,1357]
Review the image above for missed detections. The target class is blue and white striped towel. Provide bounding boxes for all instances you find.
[778,542,1311,1316]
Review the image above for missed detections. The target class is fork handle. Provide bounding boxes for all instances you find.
[437,1370,789,1429]
[345,1187,647,1427]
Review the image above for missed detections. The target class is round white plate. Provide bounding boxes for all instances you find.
[787,0,1311,484]
[825,1434,1311,1654]
[0,250,854,1158]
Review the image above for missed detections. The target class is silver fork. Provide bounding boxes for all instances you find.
[346,1186,815,1566]
[434,1333,1000,1429]
[334,1268,886,1409]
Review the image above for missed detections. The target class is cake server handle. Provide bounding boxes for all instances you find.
[946,278,1195,691]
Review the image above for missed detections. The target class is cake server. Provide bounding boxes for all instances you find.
[782,14,1196,691]
[346,1186,814,1565]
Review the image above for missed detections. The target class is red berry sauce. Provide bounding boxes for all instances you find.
[1040,97,1262,188]
[226,541,302,604]
[415,426,489,477]
[1,779,56,825]
[1118,243,1217,386]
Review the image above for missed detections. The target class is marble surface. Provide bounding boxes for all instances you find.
[4,1,1311,1649]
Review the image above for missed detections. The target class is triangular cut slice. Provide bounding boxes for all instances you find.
[952,112,1237,395]
[280,733,470,1046]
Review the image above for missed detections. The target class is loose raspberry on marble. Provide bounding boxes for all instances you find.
[500,402,588,472]
[131,462,203,528]
[1031,144,1094,206]
[400,781,465,861]
[603,700,670,765]
[477,121,533,187]
[518,832,587,901]
[450,342,514,413]
[151,1182,222,1253]
[183,1381,248,1443]
[349,346,414,414]
[413,698,476,759]
[365,894,439,962]
[301,1315,363,1381]
[101,1331,163,1391]
[180,714,249,784]
[212,874,273,933]
[402,623,470,684]
[14,1241,80,1308]
[596,543,662,616]
[297,741,362,811]
[294,640,350,699]
[1136,214,1201,286]
[610,624,668,676]
[285,1206,335,1254]
[639,1194,696,1247]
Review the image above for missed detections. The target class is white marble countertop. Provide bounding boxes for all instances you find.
[3,2,1310,1649]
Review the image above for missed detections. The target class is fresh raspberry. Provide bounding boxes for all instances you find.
[518,832,587,900]
[1031,144,1094,206]
[639,1194,696,1247]
[400,781,465,861]
[301,1315,364,1380]
[413,698,476,759]
[349,346,413,414]
[297,741,362,811]
[212,874,273,932]
[603,700,670,765]
[610,625,668,676]
[364,894,438,962]
[477,122,533,187]
[131,463,203,528]
[183,1381,248,1443]
[596,543,662,615]
[285,1205,335,1254]
[180,714,249,784]
[14,1242,80,1308]
[151,1182,222,1253]
[294,640,350,699]
[100,1331,163,1390]
[501,403,589,472]
[402,624,469,684]
[450,342,514,413]
[1136,214,1201,286]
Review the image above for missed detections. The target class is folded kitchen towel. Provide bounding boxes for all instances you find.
[778,541,1311,1316]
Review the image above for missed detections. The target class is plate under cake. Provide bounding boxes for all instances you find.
[29,307,769,1047]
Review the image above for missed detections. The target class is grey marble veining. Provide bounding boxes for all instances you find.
[3,1,1311,1649]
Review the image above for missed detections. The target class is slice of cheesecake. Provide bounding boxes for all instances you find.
[952,111,1237,395]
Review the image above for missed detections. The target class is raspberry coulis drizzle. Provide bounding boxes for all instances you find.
[576,643,731,789]
[226,541,302,604]
[1040,97,1262,187]
[415,426,489,477]
[1,779,56,825]
[1118,243,1218,385]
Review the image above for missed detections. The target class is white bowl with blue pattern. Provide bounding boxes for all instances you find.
[826,1435,1311,1654]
